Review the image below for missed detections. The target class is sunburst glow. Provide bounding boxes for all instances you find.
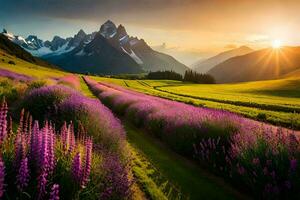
[272,40,282,49]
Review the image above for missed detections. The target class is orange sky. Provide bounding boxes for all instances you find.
[2,0,300,64]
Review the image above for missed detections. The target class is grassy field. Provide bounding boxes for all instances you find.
[90,76,300,129]
[0,49,67,79]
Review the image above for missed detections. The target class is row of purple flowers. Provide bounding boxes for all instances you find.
[0,68,33,82]
[84,76,300,198]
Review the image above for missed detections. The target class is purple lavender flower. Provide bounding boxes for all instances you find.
[0,69,33,82]
[16,157,30,191]
[0,157,5,198]
[60,122,68,152]
[71,152,82,184]
[0,100,8,144]
[49,184,60,200]
[48,126,56,173]
[37,171,48,200]
[67,124,75,154]
[57,93,125,152]
[30,121,40,163]
[40,125,49,172]
[100,153,132,199]
[81,138,92,188]
[14,133,26,168]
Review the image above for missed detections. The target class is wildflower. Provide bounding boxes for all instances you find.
[100,154,132,199]
[48,127,56,173]
[37,171,48,200]
[81,138,92,188]
[49,184,60,200]
[71,152,82,183]
[0,157,5,198]
[16,157,30,191]
[0,100,8,144]
[30,121,40,162]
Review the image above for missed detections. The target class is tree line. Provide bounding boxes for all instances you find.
[183,70,215,83]
[147,70,182,81]
[146,70,215,84]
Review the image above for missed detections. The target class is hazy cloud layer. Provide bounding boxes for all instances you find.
[3,0,300,32]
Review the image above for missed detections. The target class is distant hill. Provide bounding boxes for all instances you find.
[282,68,300,79]
[2,20,189,75]
[0,34,55,68]
[192,46,253,73]
[208,47,300,83]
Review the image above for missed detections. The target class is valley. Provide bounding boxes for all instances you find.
[1,4,300,199]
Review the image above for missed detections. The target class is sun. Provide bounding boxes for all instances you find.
[272,39,282,49]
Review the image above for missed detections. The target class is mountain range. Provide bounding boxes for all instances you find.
[0,34,55,68]
[191,46,253,73]
[208,47,300,83]
[2,20,189,75]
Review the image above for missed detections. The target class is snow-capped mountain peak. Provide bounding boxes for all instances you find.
[100,20,117,38]
[2,29,28,46]
[26,35,44,50]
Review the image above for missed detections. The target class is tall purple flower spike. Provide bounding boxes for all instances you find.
[0,100,8,144]
[81,138,92,188]
[49,184,60,200]
[0,157,5,198]
[71,152,82,184]
[16,157,30,191]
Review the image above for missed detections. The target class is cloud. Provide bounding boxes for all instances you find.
[224,44,237,49]
[4,0,300,33]
[151,43,214,65]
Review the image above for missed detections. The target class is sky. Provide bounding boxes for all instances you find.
[1,0,300,65]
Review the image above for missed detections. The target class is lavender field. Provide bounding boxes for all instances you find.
[1,4,300,197]
[84,76,300,199]
[0,72,132,199]
[1,61,300,199]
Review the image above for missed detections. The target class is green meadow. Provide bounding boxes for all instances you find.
[90,76,300,129]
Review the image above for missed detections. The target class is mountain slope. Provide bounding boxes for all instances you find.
[45,33,143,74]
[192,46,253,73]
[208,47,300,83]
[0,34,55,68]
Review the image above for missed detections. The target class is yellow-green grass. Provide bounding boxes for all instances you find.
[0,50,68,79]
[89,76,300,129]
[124,121,244,200]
